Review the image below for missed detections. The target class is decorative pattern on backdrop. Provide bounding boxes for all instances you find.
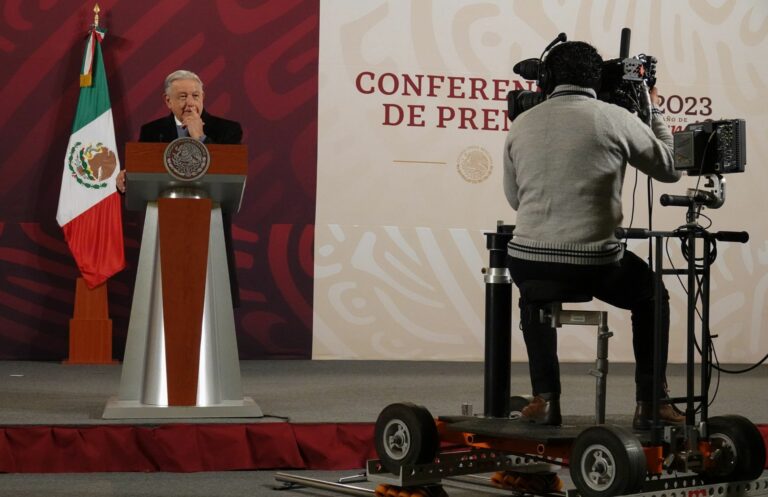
[313,0,768,362]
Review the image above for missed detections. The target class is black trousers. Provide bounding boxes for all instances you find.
[222,212,240,308]
[508,251,670,402]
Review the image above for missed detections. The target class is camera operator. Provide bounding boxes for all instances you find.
[503,41,683,429]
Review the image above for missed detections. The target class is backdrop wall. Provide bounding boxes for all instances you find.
[313,0,768,363]
[1,0,765,365]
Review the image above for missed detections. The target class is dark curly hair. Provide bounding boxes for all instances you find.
[544,41,603,90]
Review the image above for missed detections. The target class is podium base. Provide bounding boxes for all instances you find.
[102,396,263,419]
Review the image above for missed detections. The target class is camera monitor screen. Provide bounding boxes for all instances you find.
[672,119,745,175]
[673,130,697,171]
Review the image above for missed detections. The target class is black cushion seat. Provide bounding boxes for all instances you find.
[517,280,593,304]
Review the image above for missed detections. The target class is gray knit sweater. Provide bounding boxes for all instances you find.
[503,84,680,265]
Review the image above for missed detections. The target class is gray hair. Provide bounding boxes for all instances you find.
[164,70,203,95]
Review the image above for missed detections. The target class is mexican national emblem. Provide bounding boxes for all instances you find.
[457,146,493,184]
[163,137,210,181]
[66,142,118,189]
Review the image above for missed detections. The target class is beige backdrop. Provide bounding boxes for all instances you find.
[313,0,768,364]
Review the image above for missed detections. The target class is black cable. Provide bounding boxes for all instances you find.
[624,169,640,243]
[664,237,713,412]
[619,86,650,255]
[261,414,291,421]
[695,271,716,410]
[667,136,767,372]
[714,356,768,374]
[666,232,768,377]
[647,176,653,265]
[697,212,713,229]
[707,340,720,409]
[678,226,717,267]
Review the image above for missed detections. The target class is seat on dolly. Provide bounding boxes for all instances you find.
[516,280,613,424]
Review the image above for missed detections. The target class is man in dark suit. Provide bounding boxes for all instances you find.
[137,69,242,144]
[117,69,243,306]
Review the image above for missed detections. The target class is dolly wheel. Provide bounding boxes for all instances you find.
[704,415,766,482]
[374,403,439,474]
[569,425,646,497]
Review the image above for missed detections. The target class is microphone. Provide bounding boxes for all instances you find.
[543,32,567,53]
[619,28,631,58]
[536,33,568,80]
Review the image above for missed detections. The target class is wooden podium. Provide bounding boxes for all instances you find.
[103,141,262,419]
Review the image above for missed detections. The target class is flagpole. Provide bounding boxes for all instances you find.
[64,2,120,365]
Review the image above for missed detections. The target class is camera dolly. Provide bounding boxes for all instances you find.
[273,180,764,497]
[366,215,765,497]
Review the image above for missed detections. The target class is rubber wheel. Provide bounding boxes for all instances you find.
[374,402,439,474]
[569,425,646,497]
[703,415,766,482]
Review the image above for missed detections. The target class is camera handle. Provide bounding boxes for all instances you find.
[660,174,725,223]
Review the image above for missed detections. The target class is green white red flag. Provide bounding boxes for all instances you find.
[56,26,125,288]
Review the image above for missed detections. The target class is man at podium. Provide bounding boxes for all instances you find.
[117,69,242,190]
[116,69,242,305]
[139,69,242,145]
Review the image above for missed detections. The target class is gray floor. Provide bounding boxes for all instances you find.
[1,360,766,425]
[0,360,766,496]
[0,470,541,497]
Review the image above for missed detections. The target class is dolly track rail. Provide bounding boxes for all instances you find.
[367,449,556,487]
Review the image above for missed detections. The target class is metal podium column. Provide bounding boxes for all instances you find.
[103,201,261,419]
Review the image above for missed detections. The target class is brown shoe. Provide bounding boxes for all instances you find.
[632,401,685,430]
[521,393,562,426]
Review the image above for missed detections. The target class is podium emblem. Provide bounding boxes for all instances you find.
[163,137,210,181]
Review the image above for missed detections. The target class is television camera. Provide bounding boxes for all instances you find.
[507,28,657,123]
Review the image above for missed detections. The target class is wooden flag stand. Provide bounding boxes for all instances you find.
[64,277,118,364]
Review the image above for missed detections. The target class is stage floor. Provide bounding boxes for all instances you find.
[0,360,766,496]
[0,470,534,497]
[1,360,766,425]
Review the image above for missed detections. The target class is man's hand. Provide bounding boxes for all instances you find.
[649,86,662,108]
[182,107,205,140]
[116,170,126,193]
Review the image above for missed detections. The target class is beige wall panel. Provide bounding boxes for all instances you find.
[314,0,768,363]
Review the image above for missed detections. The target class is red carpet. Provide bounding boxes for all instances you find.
[0,423,375,473]
[1,423,765,473]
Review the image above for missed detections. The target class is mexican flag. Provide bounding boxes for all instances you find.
[56,27,125,289]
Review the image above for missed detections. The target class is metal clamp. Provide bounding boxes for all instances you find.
[483,267,511,284]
